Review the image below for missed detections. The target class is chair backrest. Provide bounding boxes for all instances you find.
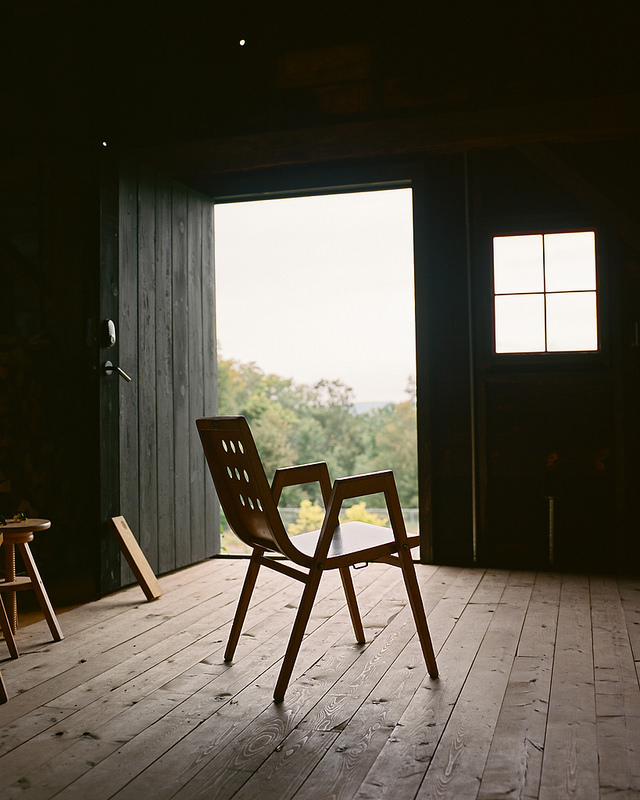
[197,416,298,559]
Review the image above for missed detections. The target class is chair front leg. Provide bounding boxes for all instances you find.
[339,567,365,644]
[225,548,263,662]
[398,547,438,678]
[274,566,323,703]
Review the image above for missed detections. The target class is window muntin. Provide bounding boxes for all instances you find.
[493,231,598,354]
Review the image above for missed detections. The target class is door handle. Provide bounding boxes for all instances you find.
[103,361,132,382]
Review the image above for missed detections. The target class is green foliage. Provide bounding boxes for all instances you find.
[341,502,388,526]
[289,499,325,535]
[218,355,418,508]
[370,401,419,507]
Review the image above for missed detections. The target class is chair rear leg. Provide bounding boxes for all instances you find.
[398,549,438,678]
[274,568,323,703]
[0,669,7,704]
[225,549,263,662]
[339,567,365,644]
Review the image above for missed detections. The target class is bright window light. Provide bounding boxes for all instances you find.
[493,231,598,354]
[495,294,546,353]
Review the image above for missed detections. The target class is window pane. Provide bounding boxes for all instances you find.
[544,231,596,291]
[493,234,544,294]
[495,294,545,353]
[546,291,598,351]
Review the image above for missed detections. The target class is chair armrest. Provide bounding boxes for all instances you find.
[310,470,410,563]
[329,470,405,530]
[271,462,332,505]
[330,470,396,503]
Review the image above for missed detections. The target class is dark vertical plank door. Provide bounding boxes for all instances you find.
[137,165,159,574]
[202,201,218,556]
[187,192,205,563]
[113,162,219,591]
[171,184,191,569]
[155,173,177,574]
[118,161,140,585]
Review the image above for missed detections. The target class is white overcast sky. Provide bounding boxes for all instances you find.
[214,188,416,404]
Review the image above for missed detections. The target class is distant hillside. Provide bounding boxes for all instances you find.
[352,401,391,415]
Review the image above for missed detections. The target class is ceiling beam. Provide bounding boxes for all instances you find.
[133,95,640,187]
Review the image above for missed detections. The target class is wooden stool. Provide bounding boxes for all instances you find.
[0,519,63,645]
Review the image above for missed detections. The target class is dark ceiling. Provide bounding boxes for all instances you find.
[3,0,638,155]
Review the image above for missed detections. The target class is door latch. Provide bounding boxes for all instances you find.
[103,361,132,382]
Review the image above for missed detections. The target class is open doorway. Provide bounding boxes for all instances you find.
[214,188,417,553]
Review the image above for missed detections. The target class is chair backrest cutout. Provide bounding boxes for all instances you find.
[197,416,295,557]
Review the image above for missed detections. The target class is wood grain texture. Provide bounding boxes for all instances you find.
[415,573,535,800]
[187,190,205,563]
[137,165,159,574]
[117,159,140,588]
[0,561,638,800]
[108,516,163,601]
[155,172,177,574]
[171,183,191,568]
[115,164,218,585]
[590,575,640,797]
[478,572,561,799]
[539,575,599,800]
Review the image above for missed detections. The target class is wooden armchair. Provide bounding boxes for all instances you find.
[197,415,438,702]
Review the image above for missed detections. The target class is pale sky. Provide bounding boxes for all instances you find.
[214,188,416,404]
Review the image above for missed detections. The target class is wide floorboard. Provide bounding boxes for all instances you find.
[1,559,639,799]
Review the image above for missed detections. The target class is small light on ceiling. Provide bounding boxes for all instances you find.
[102,141,108,147]
[239,39,246,46]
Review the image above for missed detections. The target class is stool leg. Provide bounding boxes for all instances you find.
[0,594,19,658]
[3,541,17,634]
[17,542,64,642]
[0,668,8,704]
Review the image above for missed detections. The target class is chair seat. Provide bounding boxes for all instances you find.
[292,521,419,566]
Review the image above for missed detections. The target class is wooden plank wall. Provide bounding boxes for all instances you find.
[116,161,219,588]
[416,155,474,565]
[469,147,625,573]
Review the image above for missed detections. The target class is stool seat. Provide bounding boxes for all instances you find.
[0,518,63,649]
[1,518,51,544]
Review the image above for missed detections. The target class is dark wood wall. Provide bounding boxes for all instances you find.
[469,145,640,572]
[0,154,101,604]
[414,155,474,565]
[1,153,221,604]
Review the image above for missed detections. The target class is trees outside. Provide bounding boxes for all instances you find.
[217,356,418,546]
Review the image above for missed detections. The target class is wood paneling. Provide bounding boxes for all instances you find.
[110,162,219,589]
[481,378,616,571]
[415,155,474,565]
[155,173,177,574]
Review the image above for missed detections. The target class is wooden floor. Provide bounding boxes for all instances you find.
[1,558,639,799]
